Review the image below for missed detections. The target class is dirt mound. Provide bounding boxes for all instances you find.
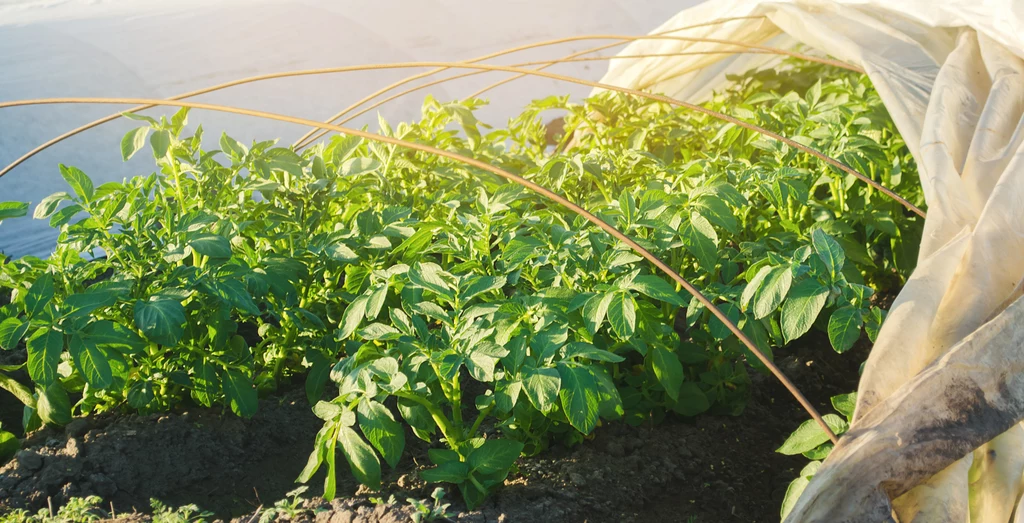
[0,388,328,518]
[0,332,864,522]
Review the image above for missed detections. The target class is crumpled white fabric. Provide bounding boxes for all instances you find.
[596,1,1024,521]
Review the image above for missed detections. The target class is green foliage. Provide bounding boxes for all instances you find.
[258,486,308,523]
[778,391,857,518]
[0,497,211,523]
[408,488,457,523]
[0,60,921,507]
[0,422,18,464]
[150,498,213,523]
[0,496,104,523]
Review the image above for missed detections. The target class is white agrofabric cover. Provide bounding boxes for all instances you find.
[596,1,1024,522]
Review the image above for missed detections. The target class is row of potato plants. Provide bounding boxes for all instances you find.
[0,60,923,506]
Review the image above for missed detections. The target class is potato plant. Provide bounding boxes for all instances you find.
[0,60,921,505]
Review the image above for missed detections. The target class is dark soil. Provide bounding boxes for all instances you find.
[0,332,866,523]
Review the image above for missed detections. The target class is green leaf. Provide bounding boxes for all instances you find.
[339,426,382,490]
[630,275,685,307]
[812,229,845,280]
[557,363,599,434]
[48,203,82,228]
[753,266,792,319]
[681,212,719,272]
[24,274,54,317]
[219,132,248,160]
[0,318,29,351]
[864,307,887,343]
[420,460,470,484]
[217,279,259,316]
[59,165,95,204]
[670,382,710,417]
[68,331,112,389]
[305,352,331,404]
[297,425,329,484]
[127,381,155,409]
[357,400,405,469]
[189,234,232,260]
[326,242,359,263]
[776,414,848,455]
[607,292,636,339]
[0,371,35,408]
[134,297,186,346]
[339,295,369,339]
[36,382,72,427]
[121,127,150,161]
[358,323,400,341]
[191,359,220,407]
[781,461,821,519]
[0,201,29,225]
[150,129,171,159]
[780,279,829,343]
[692,195,738,234]
[740,265,772,309]
[33,192,70,219]
[365,284,388,320]
[468,439,523,474]
[340,157,382,177]
[398,399,436,442]
[650,347,683,401]
[0,427,19,462]
[828,306,863,353]
[583,292,615,335]
[831,392,857,421]
[408,263,455,302]
[494,380,522,413]
[466,351,500,382]
[26,328,62,386]
[222,368,258,418]
[461,275,506,303]
[435,353,465,381]
[708,302,741,340]
[522,366,560,413]
[81,321,145,353]
[561,342,624,363]
[62,289,117,320]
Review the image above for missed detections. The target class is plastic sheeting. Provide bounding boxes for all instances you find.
[596,1,1024,521]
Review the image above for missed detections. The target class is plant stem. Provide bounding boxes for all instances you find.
[468,404,494,438]
[394,390,458,443]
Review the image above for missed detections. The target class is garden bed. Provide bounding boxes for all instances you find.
[0,332,865,522]
[0,58,918,522]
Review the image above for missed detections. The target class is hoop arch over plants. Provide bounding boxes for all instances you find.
[2,96,842,442]
[0,29,862,182]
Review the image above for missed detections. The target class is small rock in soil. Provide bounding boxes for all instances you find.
[65,419,90,438]
[15,450,43,471]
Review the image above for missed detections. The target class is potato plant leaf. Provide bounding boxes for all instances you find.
[222,368,258,418]
[828,306,863,353]
[607,292,636,339]
[781,279,829,343]
[357,400,405,469]
[134,297,186,346]
[557,363,599,434]
[339,426,382,490]
[650,346,684,401]
[468,439,523,475]
[776,414,848,455]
